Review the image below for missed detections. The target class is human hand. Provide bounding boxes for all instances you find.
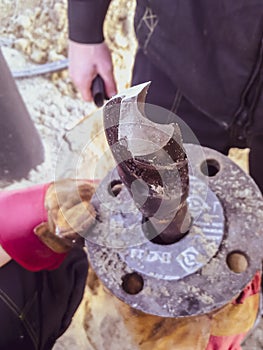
[68,40,117,102]
[35,179,97,253]
[0,245,11,268]
[0,183,65,271]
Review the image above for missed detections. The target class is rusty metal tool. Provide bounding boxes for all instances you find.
[103,82,191,244]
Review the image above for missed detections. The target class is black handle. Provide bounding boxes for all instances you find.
[91,75,107,107]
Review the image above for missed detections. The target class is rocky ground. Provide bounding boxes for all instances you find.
[0,0,262,348]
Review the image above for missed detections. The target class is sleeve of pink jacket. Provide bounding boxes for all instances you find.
[0,183,66,271]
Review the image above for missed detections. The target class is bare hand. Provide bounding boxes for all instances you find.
[68,40,117,102]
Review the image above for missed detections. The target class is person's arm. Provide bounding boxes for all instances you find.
[68,0,117,102]
[68,0,111,44]
[0,183,66,271]
[0,180,96,271]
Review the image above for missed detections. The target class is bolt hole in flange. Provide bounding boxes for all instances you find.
[108,180,123,197]
[122,272,144,295]
[226,251,249,273]
[200,159,220,177]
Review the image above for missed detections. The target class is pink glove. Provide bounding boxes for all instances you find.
[0,183,66,271]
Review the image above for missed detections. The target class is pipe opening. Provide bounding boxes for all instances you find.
[141,217,189,245]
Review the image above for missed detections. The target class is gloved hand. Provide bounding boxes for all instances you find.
[35,179,96,253]
[0,179,97,271]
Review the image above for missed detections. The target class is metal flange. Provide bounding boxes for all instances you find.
[86,144,263,317]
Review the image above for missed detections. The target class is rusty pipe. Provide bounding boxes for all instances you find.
[103,82,191,244]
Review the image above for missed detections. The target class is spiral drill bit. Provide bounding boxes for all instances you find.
[103,82,191,244]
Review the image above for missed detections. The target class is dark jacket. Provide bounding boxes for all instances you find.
[68,0,263,133]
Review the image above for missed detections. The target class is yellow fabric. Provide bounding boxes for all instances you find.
[115,299,211,350]
[211,293,259,336]
[114,291,259,349]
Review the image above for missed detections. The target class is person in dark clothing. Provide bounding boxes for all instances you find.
[67,0,263,193]
[0,247,88,350]
[0,178,96,350]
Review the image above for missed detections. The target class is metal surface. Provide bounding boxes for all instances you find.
[89,169,224,280]
[87,144,263,318]
[103,82,191,243]
[121,173,224,281]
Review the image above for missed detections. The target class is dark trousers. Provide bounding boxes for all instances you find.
[132,50,263,193]
[0,248,88,350]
